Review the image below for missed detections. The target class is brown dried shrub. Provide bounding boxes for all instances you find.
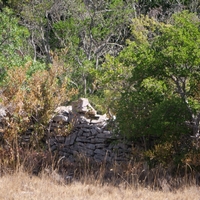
[0,61,77,169]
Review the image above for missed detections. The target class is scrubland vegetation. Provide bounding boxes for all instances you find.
[0,0,200,198]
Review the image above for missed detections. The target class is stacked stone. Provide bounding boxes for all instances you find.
[49,125,132,163]
[48,105,73,136]
[48,98,133,163]
[60,125,112,162]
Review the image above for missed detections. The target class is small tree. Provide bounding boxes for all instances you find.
[0,7,30,83]
[115,11,200,164]
[150,11,200,138]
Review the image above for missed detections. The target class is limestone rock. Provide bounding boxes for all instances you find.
[0,106,7,119]
[86,143,96,150]
[65,132,77,146]
[94,149,106,156]
[72,98,96,115]
[54,105,72,115]
[52,115,69,123]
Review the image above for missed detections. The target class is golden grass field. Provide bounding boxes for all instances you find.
[0,171,200,200]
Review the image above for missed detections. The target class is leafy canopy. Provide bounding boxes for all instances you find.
[117,11,200,148]
[0,8,30,83]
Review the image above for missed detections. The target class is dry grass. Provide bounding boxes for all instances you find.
[0,171,200,200]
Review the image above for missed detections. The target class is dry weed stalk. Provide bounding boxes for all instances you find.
[0,61,77,169]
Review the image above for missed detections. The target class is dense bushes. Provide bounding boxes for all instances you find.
[115,11,200,166]
[0,61,77,168]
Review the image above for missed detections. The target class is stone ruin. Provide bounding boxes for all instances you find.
[0,98,133,163]
[48,98,133,163]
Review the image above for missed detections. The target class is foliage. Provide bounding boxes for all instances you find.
[144,142,174,166]
[149,98,190,139]
[0,61,77,167]
[46,0,134,96]
[0,7,30,83]
[115,11,200,165]
[137,0,200,17]
[19,0,54,63]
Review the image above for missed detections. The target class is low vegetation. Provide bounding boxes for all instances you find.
[0,169,200,200]
[0,0,200,197]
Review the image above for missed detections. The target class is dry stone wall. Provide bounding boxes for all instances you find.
[48,98,133,163]
[0,98,133,163]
